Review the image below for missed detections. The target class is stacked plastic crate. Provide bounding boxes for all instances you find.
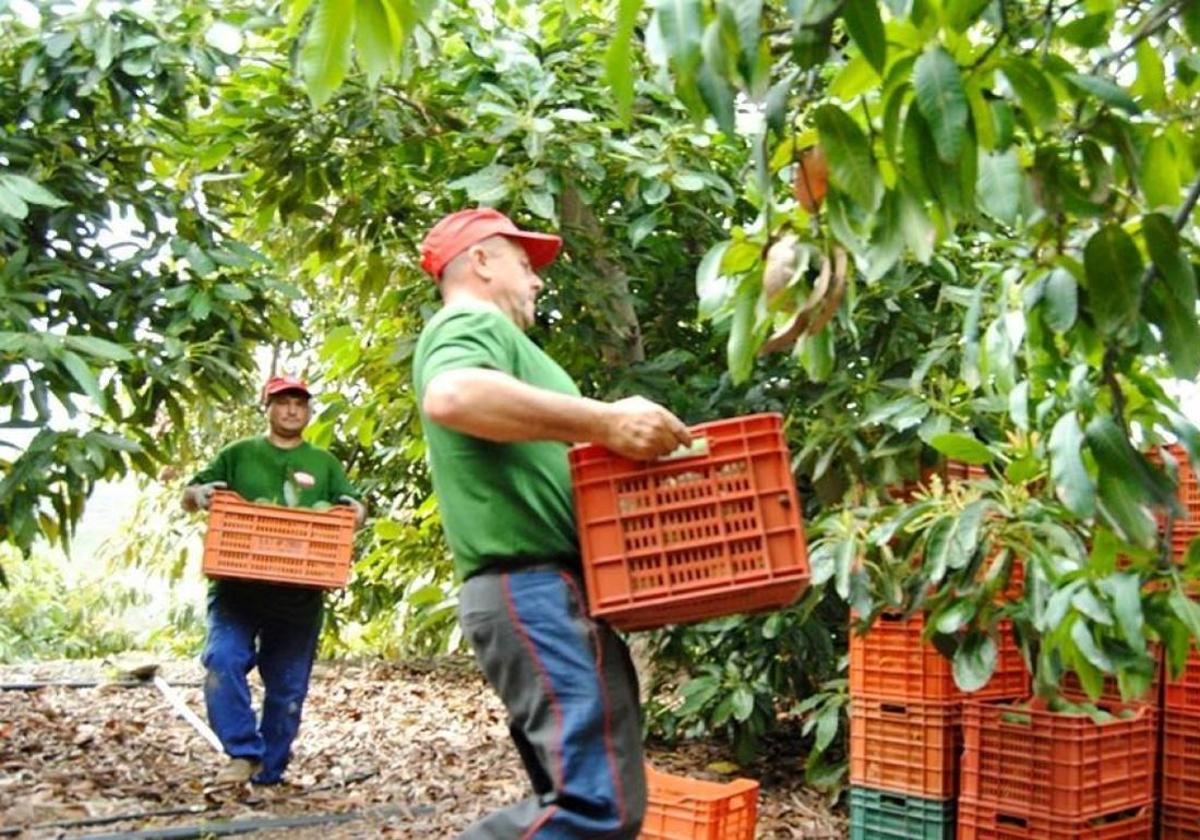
[958,698,1157,838]
[1159,445,1200,838]
[848,611,1028,839]
[848,462,1029,839]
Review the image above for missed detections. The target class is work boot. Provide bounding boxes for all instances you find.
[214,757,262,785]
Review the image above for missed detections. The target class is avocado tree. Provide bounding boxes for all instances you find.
[0,1,298,561]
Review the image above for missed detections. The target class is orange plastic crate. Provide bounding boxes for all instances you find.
[960,698,1156,819]
[639,765,758,840]
[1162,707,1200,807]
[956,799,1153,840]
[1164,647,1200,710]
[202,490,356,588]
[850,696,960,799]
[1161,800,1200,840]
[849,613,1028,703]
[570,413,809,631]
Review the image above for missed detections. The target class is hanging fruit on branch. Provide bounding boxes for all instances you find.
[793,146,828,213]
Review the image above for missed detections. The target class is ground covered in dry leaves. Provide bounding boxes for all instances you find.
[0,658,843,838]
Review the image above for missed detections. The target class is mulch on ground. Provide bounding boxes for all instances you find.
[0,658,843,838]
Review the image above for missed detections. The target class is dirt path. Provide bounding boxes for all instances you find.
[0,658,843,838]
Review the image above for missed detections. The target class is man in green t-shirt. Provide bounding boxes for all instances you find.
[182,375,365,786]
[414,208,691,839]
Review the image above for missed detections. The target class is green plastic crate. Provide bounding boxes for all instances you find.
[850,786,955,840]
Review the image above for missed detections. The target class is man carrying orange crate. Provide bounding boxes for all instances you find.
[181,375,365,786]
[414,208,693,839]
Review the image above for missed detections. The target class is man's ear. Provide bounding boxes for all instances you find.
[468,243,494,282]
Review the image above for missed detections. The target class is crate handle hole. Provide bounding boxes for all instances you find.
[996,814,1028,828]
[880,703,908,714]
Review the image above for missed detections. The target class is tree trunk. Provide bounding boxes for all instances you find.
[559,182,645,366]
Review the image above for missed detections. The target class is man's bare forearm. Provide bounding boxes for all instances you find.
[422,368,609,444]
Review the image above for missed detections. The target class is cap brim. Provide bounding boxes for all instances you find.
[506,231,563,271]
[266,386,311,399]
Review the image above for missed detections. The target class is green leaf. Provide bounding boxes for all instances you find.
[812,704,839,753]
[0,174,69,209]
[301,0,356,108]
[929,433,992,464]
[1140,136,1182,210]
[1060,13,1110,48]
[798,327,835,383]
[1042,268,1078,332]
[656,0,703,79]
[1098,573,1144,650]
[1145,281,1200,380]
[696,241,732,319]
[727,0,765,93]
[935,600,976,635]
[63,335,134,362]
[1087,415,1160,548]
[1064,73,1140,114]
[1049,412,1095,517]
[946,0,990,31]
[731,685,755,722]
[814,105,880,210]
[59,351,105,408]
[522,190,555,221]
[606,0,642,122]
[866,189,904,282]
[1000,58,1056,130]
[1083,224,1142,334]
[447,164,511,204]
[1071,588,1113,625]
[354,0,398,85]
[843,0,886,75]
[913,47,968,163]
[1070,619,1113,672]
[1169,587,1200,644]
[862,394,929,431]
[1132,41,1165,109]
[727,278,757,383]
[953,632,997,692]
[1143,213,1197,313]
[976,149,1022,226]
[696,62,736,136]
[0,183,27,219]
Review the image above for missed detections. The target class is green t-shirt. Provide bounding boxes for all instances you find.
[413,301,581,581]
[190,436,359,508]
[190,436,360,621]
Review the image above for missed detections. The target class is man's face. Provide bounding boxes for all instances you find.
[483,237,544,330]
[266,391,311,437]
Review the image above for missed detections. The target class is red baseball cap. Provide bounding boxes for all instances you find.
[261,375,311,403]
[419,208,562,280]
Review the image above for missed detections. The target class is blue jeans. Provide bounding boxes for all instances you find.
[457,567,646,839]
[201,591,321,784]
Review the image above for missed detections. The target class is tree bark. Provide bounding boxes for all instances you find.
[559,182,645,366]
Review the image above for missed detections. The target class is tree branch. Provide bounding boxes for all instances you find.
[1093,0,1186,73]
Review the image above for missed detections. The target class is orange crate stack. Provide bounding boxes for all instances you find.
[1164,646,1200,710]
[850,695,961,799]
[639,765,758,840]
[959,699,1156,835]
[202,490,357,589]
[849,613,1029,703]
[569,413,809,632]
